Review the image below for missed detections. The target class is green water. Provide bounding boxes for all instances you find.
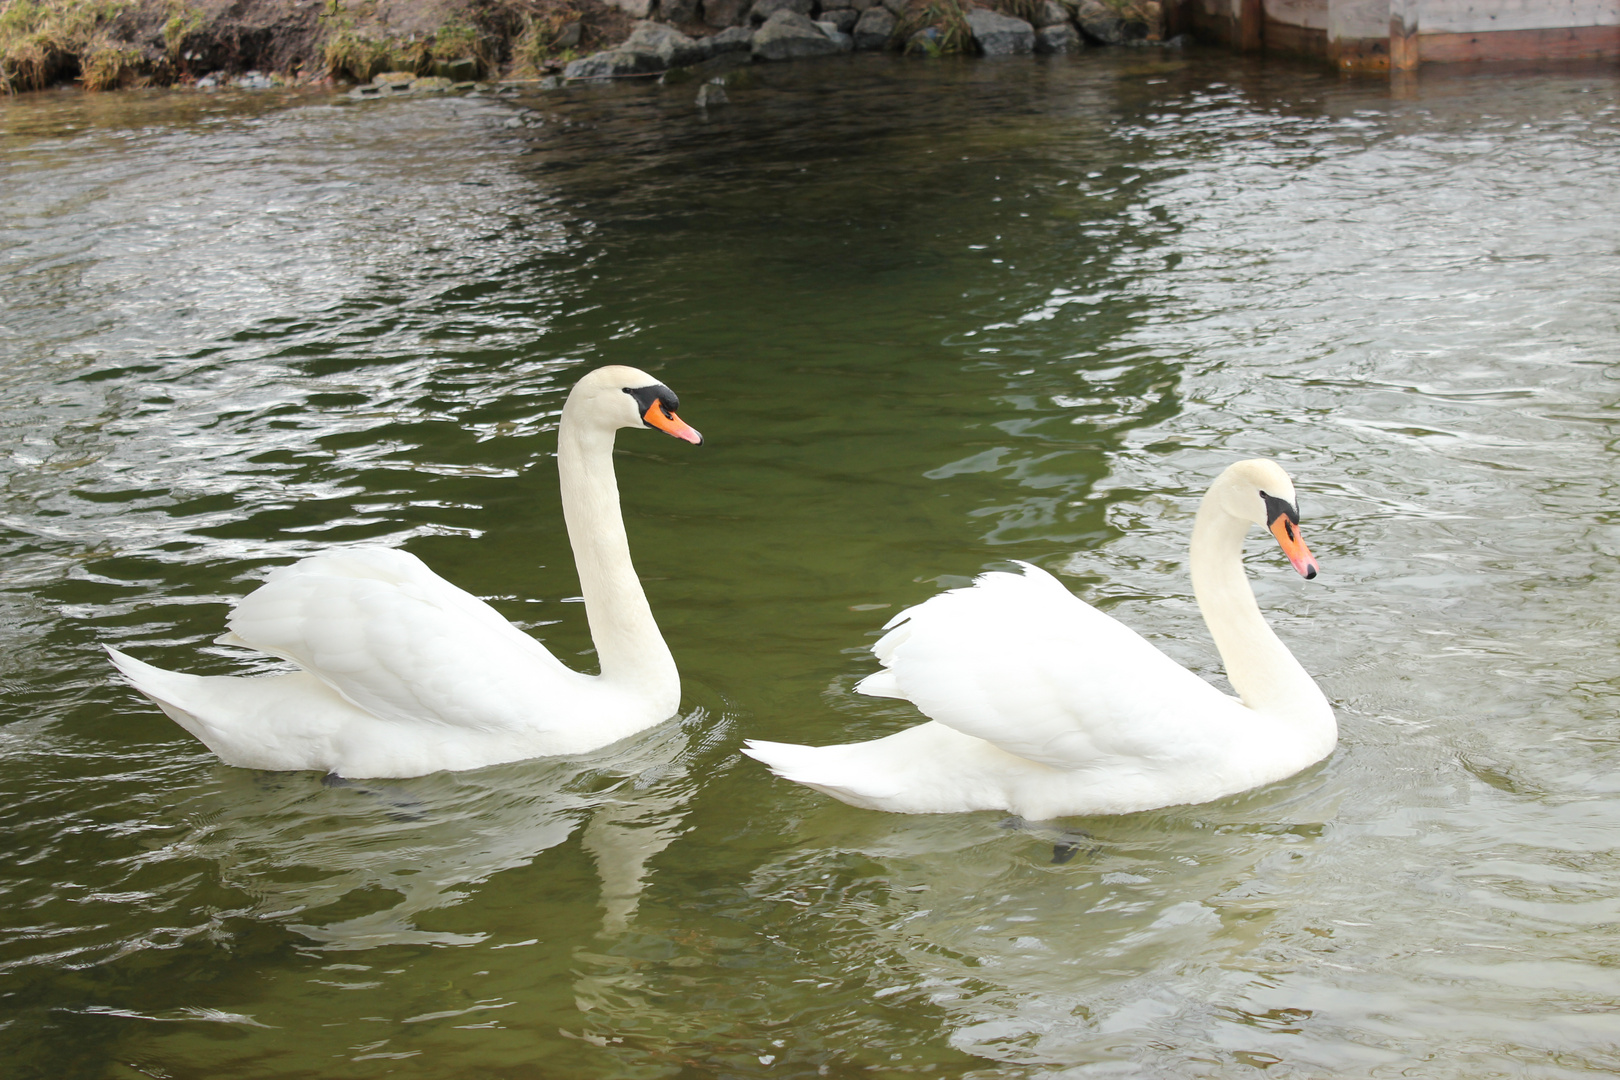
[3,52,1620,1077]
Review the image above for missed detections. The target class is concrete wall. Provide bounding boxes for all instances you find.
[1173,0,1620,67]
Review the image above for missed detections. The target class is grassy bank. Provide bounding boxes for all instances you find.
[0,0,626,92]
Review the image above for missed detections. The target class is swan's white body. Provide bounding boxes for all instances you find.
[743,460,1336,819]
[107,365,702,778]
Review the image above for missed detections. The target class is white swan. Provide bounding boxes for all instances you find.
[743,459,1336,819]
[107,365,703,778]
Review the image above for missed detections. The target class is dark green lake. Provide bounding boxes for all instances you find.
[3,51,1620,1078]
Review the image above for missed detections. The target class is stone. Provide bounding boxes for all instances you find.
[705,24,757,52]
[1035,23,1080,52]
[821,0,856,7]
[563,48,665,80]
[880,0,907,16]
[375,71,415,85]
[1072,0,1130,44]
[661,0,702,21]
[555,21,583,48]
[852,5,895,49]
[847,0,880,9]
[604,0,656,17]
[623,19,709,66]
[817,8,858,32]
[696,81,729,106]
[1033,0,1068,26]
[702,0,752,24]
[753,9,844,58]
[749,0,814,22]
[429,58,478,81]
[965,8,1033,55]
[410,76,454,91]
[814,20,855,49]
[347,84,382,98]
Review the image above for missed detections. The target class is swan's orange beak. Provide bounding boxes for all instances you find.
[642,400,703,445]
[1270,516,1319,580]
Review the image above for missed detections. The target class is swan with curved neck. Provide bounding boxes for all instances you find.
[107,365,702,778]
[743,460,1337,818]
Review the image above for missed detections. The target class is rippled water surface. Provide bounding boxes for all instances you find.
[3,52,1620,1078]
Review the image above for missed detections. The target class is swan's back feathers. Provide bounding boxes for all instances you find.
[856,562,1242,772]
[222,547,598,737]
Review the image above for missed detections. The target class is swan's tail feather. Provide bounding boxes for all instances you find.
[105,646,216,738]
[852,670,905,699]
[740,739,905,807]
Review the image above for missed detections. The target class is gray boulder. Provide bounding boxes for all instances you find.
[1035,22,1080,52]
[815,20,856,49]
[661,0,702,22]
[848,0,881,8]
[749,0,814,22]
[852,5,896,49]
[702,0,752,24]
[820,0,856,7]
[696,80,729,106]
[563,48,665,80]
[623,20,709,66]
[1033,0,1069,26]
[753,9,845,58]
[817,8,858,31]
[705,24,757,51]
[880,0,907,15]
[603,0,655,17]
[1072,0,1131,43]
[965,8,1034,55]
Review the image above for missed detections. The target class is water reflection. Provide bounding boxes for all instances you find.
[151,708,726,950]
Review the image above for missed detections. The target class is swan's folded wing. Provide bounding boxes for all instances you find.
[870,563,1235,770]
[224,548,587,732]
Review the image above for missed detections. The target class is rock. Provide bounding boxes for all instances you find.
[852,5,895,49]
[749,0,814,22]
[347,84,382,98]
[1072,0,1131,44]
[696,80,729,106]
[965,8,1033,55]
[624,20,709,66]
[662,0,702,21]
[1033,0,1069,26]
[1035,23,1080,52]
[563,48,665,80]
[881,0,907,16]
[847,0,880,9]
[431,57,479,81]
[702,0,752,24]
[814,20,855,49]
[411,76,453,92]
[705,25,757,52]
[195,71,223,89]
[604,0,656,17]
[375,71,415,86]
[817,8,858,31]
[753,9,844,58]
[555,21,584,48]
[233,69,276,89]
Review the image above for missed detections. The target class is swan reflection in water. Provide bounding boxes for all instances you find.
[165,707,729,949]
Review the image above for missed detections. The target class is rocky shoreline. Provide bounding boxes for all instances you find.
[0,0,1171,95]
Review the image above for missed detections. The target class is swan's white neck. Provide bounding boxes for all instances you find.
[1189,479,1332,730]
[556,404,678,709]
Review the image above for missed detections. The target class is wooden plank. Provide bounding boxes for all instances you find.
[1265,0,1329,31]
[1420,0,1619,35]
[1418,22,1620,58]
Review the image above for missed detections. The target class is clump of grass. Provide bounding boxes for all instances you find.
[0,0,134,93]
[160,0,203,67]
[510,4,581,76]
[894,0,974,55]
[321,14,491,82]
[80,36,140,88]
